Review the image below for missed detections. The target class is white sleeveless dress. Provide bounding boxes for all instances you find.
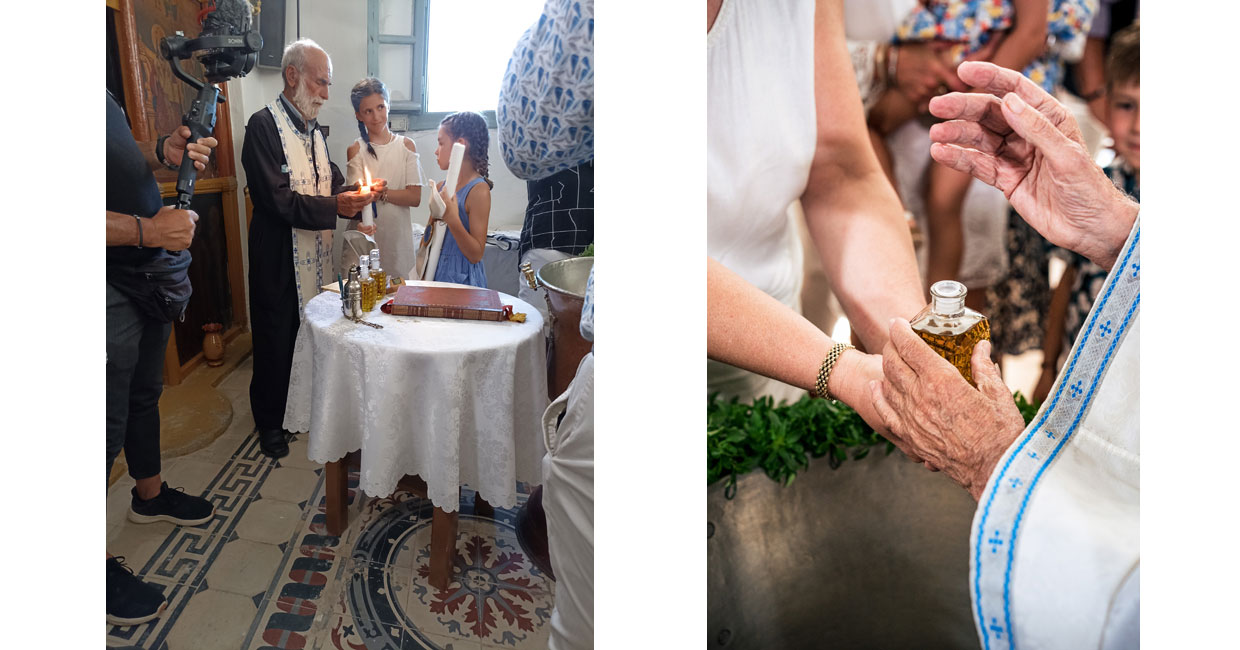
[707,0,816,403]
[345,134,425,279]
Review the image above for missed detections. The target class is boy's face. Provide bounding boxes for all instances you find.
[1106,81,1140,171]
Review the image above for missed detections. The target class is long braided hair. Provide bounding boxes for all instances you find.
[349,77,390,159]
[440,111,493,190]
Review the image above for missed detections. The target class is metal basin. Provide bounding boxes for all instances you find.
[536,257,593,398]
[537,256,593,298]
[708,451,981,649]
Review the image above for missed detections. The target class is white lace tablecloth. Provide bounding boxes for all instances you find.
[285,282,548,512]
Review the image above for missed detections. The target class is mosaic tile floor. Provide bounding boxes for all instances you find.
[106,357,554,650]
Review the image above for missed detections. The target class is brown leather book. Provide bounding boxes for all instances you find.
[388,285,509,321]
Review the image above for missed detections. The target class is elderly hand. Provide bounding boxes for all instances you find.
[870,318,1026,500]
[336,189,375,217]
[164,126,217,171]
[927,61,1139,270]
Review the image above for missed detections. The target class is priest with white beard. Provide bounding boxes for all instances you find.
[241,38,379,459]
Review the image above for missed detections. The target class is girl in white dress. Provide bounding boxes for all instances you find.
[346,78,425,279]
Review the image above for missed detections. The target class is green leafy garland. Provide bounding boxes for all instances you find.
[707,391,1042,498]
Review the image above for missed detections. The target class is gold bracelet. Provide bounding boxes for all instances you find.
[814,342,855,402]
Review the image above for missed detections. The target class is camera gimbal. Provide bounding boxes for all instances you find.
[159,0,262,209]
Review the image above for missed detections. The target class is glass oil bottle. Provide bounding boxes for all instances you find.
[370,247,387,298]
[909,280,991,386]
[359,254,376,312]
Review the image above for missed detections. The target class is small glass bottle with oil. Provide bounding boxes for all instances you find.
[370,247,387,298]
[910,280,991,386]
[359,254,376,312]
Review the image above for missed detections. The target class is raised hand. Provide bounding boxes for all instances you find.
[927,61,1138,270]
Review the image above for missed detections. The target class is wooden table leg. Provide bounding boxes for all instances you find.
[325,459,348,537]
[428,505,459,590]
[474,491,494,518]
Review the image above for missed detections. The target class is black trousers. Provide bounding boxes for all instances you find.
[106,283,169,485]
[249,281,301,431]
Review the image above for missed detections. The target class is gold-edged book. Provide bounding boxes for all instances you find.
[389,285,509,322]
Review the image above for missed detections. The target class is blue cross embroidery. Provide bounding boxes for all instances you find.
[1046,428,1057,440]
[988,530,1004,554]
[1069,380,1084,399]
[1099,319,1113,339]
[1131,262,1140,278]
[1029,451,1039,460]
[1010,477,1022,489]
[990,618,1005,641]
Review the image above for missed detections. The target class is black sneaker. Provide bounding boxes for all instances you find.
[106,556,167,626]
[128,482,215,526]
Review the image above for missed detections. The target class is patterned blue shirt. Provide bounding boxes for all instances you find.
[496,0,594,181]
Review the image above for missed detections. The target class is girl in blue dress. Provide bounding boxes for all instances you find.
[429,111,492,288]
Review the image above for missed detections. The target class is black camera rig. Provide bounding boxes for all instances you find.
[160,0,263,209]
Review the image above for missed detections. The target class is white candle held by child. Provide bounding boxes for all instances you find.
[361,166,374,227]
[443,142,466,196]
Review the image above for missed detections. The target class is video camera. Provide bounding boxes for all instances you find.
[160,0,263,209]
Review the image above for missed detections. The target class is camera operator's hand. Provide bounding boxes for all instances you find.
[336,189,375,218]
[148,206,199,251]
[165,126,218,171]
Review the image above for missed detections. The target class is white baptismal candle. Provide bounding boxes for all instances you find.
[443,142,466,196]
[360,166,374,228]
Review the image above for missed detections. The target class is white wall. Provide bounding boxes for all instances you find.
[224,0,527,316]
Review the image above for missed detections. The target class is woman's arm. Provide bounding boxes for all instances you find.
[801,0,925,352]
[440,183,489,264]
[381,139,424,207]
[707,257,886,430]
[987,0,1049,74]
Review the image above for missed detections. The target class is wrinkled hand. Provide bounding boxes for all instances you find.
[893,42,967,107]
[148,205,199,251]
[927,61,1138,269]
[870,318,1026,500]
[165,126,217,171]
[336,190,375,217]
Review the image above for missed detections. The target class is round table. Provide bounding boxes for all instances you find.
[284,282,548,587]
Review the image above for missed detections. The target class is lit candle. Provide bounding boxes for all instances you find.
[361,166,374,227]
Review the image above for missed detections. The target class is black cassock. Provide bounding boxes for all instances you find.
[242,100,352,431]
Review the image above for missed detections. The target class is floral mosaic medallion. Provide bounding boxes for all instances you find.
[349,498,554,649]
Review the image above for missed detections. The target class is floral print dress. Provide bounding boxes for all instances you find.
[894,0,1096,93]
